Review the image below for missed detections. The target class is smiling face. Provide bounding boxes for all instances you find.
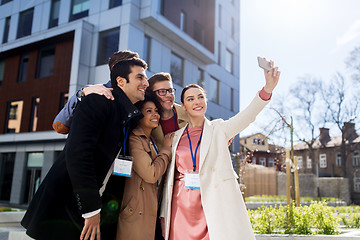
[152,81,175,112]
[119,65,148,104]
[181,87,207,118]
[138,101,160,131]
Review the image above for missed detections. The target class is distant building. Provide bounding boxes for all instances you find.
[293,124,360,204]
[0,0,240,206]
[239,133,284,171]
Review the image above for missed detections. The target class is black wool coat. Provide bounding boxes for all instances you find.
[21,86,142,240]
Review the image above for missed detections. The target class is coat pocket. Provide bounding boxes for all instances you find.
[119,196,140,221]
[218,169,239,181]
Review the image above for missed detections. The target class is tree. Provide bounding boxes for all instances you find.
[262,75,323,174]
[346,46,360,83]
[320,73,360,177]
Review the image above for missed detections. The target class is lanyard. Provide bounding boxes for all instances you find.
[172,108,177,131]
[150,137,159,154]
[186,126,203,171]
[122,123,130,155]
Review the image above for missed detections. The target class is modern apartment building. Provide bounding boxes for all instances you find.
[0,0,240,206]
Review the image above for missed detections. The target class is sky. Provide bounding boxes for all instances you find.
[239,0,360,141]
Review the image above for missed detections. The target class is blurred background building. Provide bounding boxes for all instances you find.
[0,0,240,206]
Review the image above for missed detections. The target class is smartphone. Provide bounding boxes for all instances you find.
[257,57,273,72]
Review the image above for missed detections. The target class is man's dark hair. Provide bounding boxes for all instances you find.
[110,58,147,88]
[134,93,163,117]
[108,50,140,70]
[147,72,172,91]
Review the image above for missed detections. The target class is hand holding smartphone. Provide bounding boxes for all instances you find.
[257,57,273,72]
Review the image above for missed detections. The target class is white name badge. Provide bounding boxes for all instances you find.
[113,156,133,177]
[184,170,200,189]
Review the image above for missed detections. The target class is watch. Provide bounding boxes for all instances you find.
[76,87,85,101]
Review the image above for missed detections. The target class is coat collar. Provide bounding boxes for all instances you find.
[112,86,143,123]
[173,103,188,128]
[199,118,213,171]
[172,118,213,172]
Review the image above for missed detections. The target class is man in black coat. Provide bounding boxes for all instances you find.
[21,58,149,240]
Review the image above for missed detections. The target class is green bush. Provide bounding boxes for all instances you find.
[0,207,12,212]
[248,201,340,235]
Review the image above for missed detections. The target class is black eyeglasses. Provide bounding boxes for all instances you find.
[153,88,176,96]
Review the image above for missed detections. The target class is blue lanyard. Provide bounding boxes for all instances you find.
[150,137,159,154]
[172,108,177,131]
[186,126,203,172]
[123,123,130,155]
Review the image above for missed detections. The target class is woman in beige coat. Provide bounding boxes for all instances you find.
[160,61,280,240]
[116,95,174,240]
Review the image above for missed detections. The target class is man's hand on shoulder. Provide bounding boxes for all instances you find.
[83,85,114,100]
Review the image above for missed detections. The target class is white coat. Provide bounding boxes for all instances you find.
[160,93,269,240]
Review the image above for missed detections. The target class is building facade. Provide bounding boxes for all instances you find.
[293,125,360,204]
[0,0,240,206]
[239,133,284,171]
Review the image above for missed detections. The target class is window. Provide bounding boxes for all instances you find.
[353,152,360,166]
[36,46,55,78]
[218,5,222,28]
[253,138,265,145]
[143,35,151,69]
[2,16,10,43]
[60,92,69,110]
[17,8,34,39]
[5,100,23,133]
[336,153,341,167]
[0,153,15,201]
[170,52,184,86]
[70,0,89,21]
[49,0,60,28]
[23,152,44,204]
[307,156,312,169]
[355,177,360,193]
[259,157,266,166]
[0,60,4,85]
[18,53,29,83]
[207,76,219,104]
[194,21,204,45]
[230,88,234,111]
[319,154,327,168]
[1,0,12,5]
[225,49,233,73]
[231,17,235,39]
[29,97,40,132]
[252,157,256,164]
[109,0,122,8]
[180,11,186,31]
[195,68,204,87]
[97,28,119,66]
[297,156,303,169]
[268,158,274,167]
[218,41,221,64]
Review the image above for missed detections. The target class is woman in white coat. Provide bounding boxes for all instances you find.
[160,60,280,240]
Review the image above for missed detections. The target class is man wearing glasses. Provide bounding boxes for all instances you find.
[146,72,188,148]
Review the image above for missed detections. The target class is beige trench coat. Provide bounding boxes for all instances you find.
[116,127,171,240]
[160,93,269,240]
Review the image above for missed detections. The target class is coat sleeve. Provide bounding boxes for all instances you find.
[129,134,171,184]
[222,92,270,140]
[65,94,111,214]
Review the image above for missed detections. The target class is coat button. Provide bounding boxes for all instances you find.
[140,186,144,191]
[128,113,132,117]
[79,206,82,210]
[128,208,133,213]
[139,211,142,216]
